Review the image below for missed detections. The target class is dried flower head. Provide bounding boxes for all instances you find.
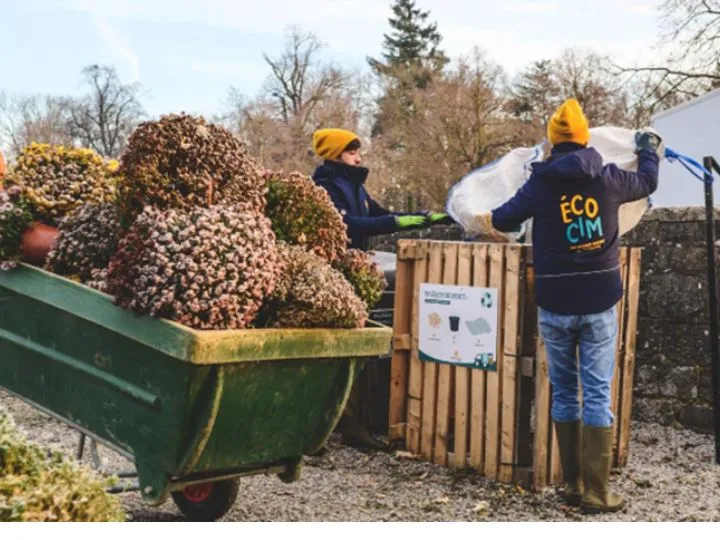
[106,204,280,330]
[3,143,117,226]
[0,186,34,271]
[118,114,266,222]
[266,243,367,329]
[265,170,348,263]
[332,249,387,308]
[0,413,125,522]
[45,203,121,282]
[85,267,109,294]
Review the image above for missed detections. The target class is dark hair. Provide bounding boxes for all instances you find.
[343,138,361,153]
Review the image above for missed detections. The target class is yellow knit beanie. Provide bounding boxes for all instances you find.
[312,129,360,160]
[547,98,590,147]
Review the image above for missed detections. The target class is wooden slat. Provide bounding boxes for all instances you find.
[393,334,411,351]
[406,246,429,453]
[388,246,414,441]
[611,248,629,455]
[398,241,428,261]
[618,248,642,467]
[532,336,551,491]
[453,244,473,468]
[469,245,489,470]
[499,246,522,483]
[420,242,444,461]
[515,254,536,477]
[433,243,459,465]
[484,244,505,481]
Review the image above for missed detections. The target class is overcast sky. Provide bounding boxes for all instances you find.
[2,0,665,117]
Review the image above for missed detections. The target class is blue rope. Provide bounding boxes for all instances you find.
[665,147,712,182]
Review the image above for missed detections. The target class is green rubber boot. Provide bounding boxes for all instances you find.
[581,425,625,514]
[337,405,389,451]
[554,420,583,507]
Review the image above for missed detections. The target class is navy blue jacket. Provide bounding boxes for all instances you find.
[492,142,659,315]
[313,161,398,251]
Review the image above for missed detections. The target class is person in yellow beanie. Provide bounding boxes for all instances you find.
[545,98,591,147]
[312,128,451,452]
[491,98,661,514]
[312,128,451,252]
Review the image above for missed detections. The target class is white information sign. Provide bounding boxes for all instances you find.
[418,283,499,371]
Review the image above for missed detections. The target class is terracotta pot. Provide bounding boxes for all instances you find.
[21,222,60,266]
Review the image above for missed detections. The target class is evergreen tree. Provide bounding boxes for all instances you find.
[368,0,448,83]
[509,60,561,125]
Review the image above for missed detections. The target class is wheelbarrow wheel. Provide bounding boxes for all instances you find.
[171,479,239,522]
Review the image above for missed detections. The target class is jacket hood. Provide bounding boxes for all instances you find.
[532,143,603,182]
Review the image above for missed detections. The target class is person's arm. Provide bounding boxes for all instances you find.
[491,176,536,233]
[602,135,660,203]
[365,192,431,230]
[368,196,393,217]
[318,181,399,237]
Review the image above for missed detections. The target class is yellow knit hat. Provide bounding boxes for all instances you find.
[547,98,590,147]
[312,129,360,160]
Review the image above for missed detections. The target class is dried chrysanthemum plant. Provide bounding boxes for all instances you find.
[118,113,266,223]
[45,203,121,282]
[106,204,280,330]
[0,186,34,271]
[3,143,117,226]
[332,249,387,309]
[264,243,368,329]
[265,171,349,263]
[0,414,125,522]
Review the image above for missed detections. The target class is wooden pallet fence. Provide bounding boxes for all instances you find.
[388,240,642,488]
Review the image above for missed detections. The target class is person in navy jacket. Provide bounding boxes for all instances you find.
[492,99,660,514]
[312,128,449,252]
[311,128,449,451]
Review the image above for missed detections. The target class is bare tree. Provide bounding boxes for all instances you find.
[553,49,629,127]
[375,49,521,208]
[0,92,74,158]
[262,27,348,130]
[622,75,693,127]
[219,89,282,167]
[616,0,720,109]
[222,27,365,172]
[67,65,144,158]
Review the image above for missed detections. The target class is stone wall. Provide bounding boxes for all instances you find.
[370,208,720,432]
[622,207,719,432]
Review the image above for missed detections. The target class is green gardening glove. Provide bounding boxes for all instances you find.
[429,213,453,225]
[395,215,428,229]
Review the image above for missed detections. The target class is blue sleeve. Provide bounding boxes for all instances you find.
[368,196,392,217]
[318,181,398,237]
[491,176,536,232]
[602,149,659,203]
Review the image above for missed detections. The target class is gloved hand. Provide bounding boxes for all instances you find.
[635,130,662,156]
[479,213,511,243]
[428,213,454,225]
[395,215,429,229]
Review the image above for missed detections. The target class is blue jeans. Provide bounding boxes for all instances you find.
[538,306,618,427]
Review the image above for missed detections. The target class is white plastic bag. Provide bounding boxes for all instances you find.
[446,126,663,241]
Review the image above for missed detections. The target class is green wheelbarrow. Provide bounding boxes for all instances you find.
[0,265,392,521]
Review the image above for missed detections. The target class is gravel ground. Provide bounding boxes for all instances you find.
[2,389,718,522]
